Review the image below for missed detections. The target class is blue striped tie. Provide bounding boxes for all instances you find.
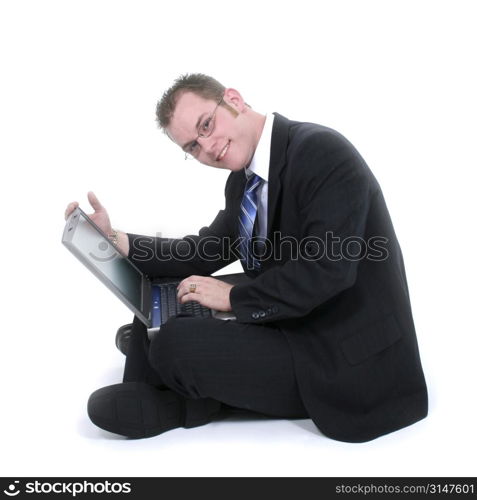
[238,173,262,271]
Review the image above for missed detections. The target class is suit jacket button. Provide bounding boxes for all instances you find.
[271,306,278,313]
[259,310,266,318]
[252,312,260,319]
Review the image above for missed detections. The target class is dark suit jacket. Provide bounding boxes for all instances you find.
[128,113,428,442]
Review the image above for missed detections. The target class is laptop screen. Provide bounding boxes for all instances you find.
[64,208,144,314]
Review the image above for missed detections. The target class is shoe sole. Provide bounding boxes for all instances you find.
[87,382,184,438]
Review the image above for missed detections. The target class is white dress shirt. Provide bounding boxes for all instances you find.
[244,113,274,239]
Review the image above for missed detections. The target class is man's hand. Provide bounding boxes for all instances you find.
[64,191,112,232]
[64,191,130,255]
[177,276,234,312]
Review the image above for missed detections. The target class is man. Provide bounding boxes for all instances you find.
[65,73,427,442]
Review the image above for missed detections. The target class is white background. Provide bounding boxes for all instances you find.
[0,0,476,477]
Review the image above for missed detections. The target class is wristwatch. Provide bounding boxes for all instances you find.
[108,228,119,246]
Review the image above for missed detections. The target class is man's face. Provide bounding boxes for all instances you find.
[166,89,257,171]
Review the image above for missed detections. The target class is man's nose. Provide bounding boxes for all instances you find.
[198,135,218,157]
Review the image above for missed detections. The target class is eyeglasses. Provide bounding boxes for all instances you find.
[183,95,224,160]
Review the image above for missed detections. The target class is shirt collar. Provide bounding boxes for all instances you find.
[244,113,274,182]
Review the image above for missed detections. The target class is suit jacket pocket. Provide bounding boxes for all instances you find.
[340,313,403,366]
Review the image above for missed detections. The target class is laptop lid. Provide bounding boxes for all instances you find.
[62,207,152,327]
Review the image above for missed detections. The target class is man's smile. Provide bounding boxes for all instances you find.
[216,140,231,161]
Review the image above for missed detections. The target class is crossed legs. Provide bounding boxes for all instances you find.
[88,315,307,437]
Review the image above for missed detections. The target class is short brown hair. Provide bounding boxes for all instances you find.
[156,73,226,130]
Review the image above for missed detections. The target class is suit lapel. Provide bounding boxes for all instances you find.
[267,113,290,239]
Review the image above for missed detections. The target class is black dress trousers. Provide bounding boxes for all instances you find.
[123,315,308,419]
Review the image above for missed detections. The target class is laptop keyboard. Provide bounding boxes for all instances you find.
[152,282,212,325]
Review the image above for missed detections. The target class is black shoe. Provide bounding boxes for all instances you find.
[115,323,133,356]
[87,382,221,438]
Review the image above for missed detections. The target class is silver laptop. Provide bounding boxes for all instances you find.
[62,207,245,337]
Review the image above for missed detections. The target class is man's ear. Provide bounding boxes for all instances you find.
[223,88,247,113]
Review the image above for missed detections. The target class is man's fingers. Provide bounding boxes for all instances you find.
[64,201,79,220]
[177,282,201,300]
[179,292,202,305]
[177,275,204,295]
[87,191,103,212]
[178,275,201,287]
[64,192,103,220]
